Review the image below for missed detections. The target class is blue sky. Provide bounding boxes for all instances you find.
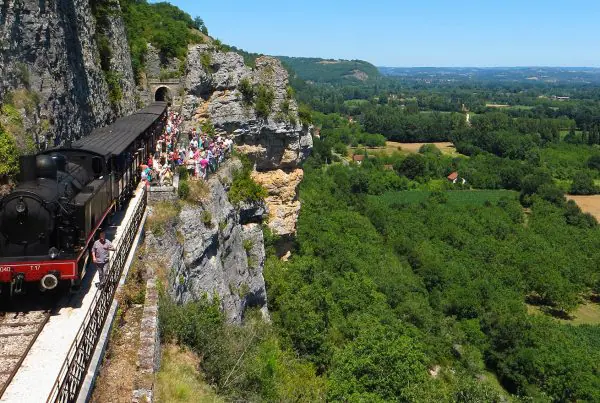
[158,0,600,67]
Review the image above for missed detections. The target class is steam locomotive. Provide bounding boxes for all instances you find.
[0,102,167,296]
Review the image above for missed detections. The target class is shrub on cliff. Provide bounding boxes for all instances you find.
[255,85,274,119]
[239,78,254,104]
[159,295,326,400]
[0,126,19,177]
[229,175,268,206]
[147,201,180,236]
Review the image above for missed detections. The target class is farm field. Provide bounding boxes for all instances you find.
[567,195,600,221]
[351,141,463,157]
[374,189,519,207]
[527,302,600,326]
[485,103,534,110]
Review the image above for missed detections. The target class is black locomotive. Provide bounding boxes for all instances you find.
[0,102,167,295]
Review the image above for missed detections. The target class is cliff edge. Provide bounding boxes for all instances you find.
[183,44,313,236]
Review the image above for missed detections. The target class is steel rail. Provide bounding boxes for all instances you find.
[0,309,53,397]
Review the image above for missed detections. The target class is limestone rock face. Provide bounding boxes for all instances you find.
[251,169,304,236]
[184,45,313,171]
[145,44,181,79]
[0,0,136,146]
[147,160,269,323]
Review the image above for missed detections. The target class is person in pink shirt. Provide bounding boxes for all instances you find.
[200,154,209,180]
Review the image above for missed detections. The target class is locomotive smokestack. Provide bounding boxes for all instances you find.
[36,155,57,179]
[19,155,37,182]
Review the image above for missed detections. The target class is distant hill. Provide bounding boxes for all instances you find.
[276,56,380,83]
[378,66,600,84]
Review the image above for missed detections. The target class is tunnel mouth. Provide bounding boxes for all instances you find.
[155,86,172,102]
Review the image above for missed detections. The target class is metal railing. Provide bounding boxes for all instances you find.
[47,186,147,403]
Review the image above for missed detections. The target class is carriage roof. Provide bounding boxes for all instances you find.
[57,102,167,158]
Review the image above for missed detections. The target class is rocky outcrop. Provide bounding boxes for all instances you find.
[0,0,136,146]
[183,45,313,171]
[145,44,181,79]
[252,169,304,236]
[183,45,313,235]
[146,160,269,323]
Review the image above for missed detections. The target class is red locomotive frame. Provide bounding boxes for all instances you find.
[0,200,115,285]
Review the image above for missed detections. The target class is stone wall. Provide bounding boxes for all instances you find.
[132,274,161,402]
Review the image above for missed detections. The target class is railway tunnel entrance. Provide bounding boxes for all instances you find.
[154,86,172,102]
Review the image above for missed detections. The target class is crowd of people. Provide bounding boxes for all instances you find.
[140,110,234,186]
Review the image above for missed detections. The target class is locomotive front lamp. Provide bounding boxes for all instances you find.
[15,198,27,214]
[49,247,60,260]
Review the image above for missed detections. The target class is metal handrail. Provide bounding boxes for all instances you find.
[47,186,147,403]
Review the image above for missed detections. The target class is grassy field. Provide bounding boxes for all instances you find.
[485,103,534,110]
[375,189,518,207]
[527,302,600,326]
[156,344,222,403]
[352,141,464,157]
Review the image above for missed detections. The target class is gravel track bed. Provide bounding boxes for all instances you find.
[0,310,51,394]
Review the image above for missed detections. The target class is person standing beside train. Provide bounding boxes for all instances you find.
[92,230,115,289]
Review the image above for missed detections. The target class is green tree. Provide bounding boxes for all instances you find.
[328,323,429,401]
[570,171,597,195]
[396,154,427,180]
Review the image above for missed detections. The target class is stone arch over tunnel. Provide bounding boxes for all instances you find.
[155,86,172,102]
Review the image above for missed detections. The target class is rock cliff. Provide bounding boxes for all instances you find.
[0,0,136,146]
[182,44,313,235]
[146,160,269,323]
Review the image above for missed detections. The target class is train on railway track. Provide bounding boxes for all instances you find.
[0,102,167,297]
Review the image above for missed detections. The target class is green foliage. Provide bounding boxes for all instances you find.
[178,165,189,180]
[200,52,213,72]
[397,153,427,180]
[277,56,380,83]
[159,294,325,401]
[254,85,274,119]
[315,112,385,148]
[0,126,20,177]
[228,169,268,205]
[193,16,208,35]
[238,78,254,104]
[159,68,182,80]
[104,71,123,108]
[147,201,180,236]
[15,62,30,88]
[201,119,216,136]
[263,159,600,401]
[201,210,212,227]
[120,0,206,82]
[212,38,231,53]
[242,239,253,253]
[570,171,598,195]
[178,180,190,200]
[298,103,313,126]
[419,143,442,156]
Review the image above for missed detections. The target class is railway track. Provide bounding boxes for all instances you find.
[0,309,52,397]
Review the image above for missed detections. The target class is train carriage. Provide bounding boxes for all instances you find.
[0,102,167,296]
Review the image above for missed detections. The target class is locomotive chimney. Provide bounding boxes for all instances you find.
[19,155,37,182]
[36,155,57,179]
